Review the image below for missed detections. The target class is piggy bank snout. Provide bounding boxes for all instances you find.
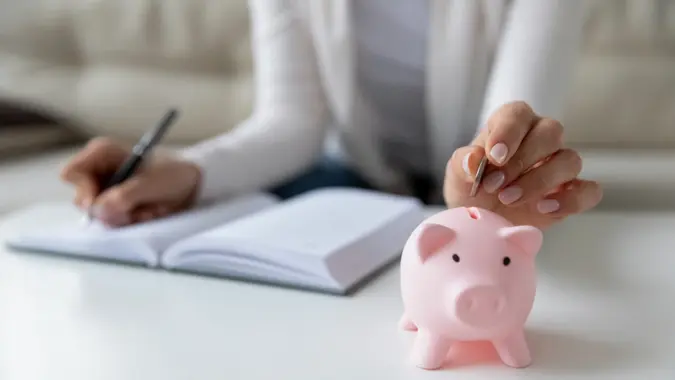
[451,284,506,328]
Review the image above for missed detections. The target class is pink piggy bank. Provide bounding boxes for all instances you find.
[399,207,543,370]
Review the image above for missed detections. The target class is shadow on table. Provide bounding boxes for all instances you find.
[433,327,643,373]
[524,328,642,372]
[536,212,633,293]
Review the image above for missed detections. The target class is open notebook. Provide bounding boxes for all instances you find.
[1,188,427,294]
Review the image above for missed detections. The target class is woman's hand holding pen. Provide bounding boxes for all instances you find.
[60,137,202,227]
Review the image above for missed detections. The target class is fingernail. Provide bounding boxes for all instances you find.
[90,204,105,219]
[462,153,472,177]
[482,172,505,193]
[537,199,560,214]
[490,143,508,164]
[498,186,523,205]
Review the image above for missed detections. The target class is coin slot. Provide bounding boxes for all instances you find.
[467,207,480,220]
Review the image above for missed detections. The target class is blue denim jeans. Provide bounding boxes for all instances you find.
[269,156,374,200]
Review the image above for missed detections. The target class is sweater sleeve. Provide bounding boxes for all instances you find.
[477,0,587,128]
[179,0,330,203]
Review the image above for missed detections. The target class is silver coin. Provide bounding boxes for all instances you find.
[470,156,488,197]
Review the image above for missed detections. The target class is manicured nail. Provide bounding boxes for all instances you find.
[482,172,505,193]
[498,186,523,204]
[90,204,105,219]
[537,199,560,214]
[462,153,472,177]
[490,143,508,164]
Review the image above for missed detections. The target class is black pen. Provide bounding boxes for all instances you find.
[85,108,180,223]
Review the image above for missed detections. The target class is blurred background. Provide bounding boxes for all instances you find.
[0,0,673,213]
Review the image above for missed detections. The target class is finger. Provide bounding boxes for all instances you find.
[447,145,486,184]
[100,204,171,228]
[496,149,582,206]
[96,207,132,228]
[94,176,154,218]
[135,209,156,224]
[480,117,564,194]
[534,179,603,216]
[480,101,540,167]
[93,167,181,221]
[73,177,100,210]
[130,204,169,224]
[91,178,150,225]
[153,205,172,217]
[60,137,129,183]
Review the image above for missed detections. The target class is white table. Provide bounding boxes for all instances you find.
[0,208,673,380]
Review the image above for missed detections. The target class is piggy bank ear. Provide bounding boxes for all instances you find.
[417,223,456,262]
[498,226,543,258]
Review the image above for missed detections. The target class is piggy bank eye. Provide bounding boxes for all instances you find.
[503,257,511,266]
[452,254,460,263]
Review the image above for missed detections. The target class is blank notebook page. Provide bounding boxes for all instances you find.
[195,188,423,259]
[2,193,279,264]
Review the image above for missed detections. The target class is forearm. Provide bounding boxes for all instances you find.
[180,105,328,202]
[180,0,329,202]
[479,0,587,127]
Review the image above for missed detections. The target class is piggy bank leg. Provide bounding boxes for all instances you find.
[398,313,417,331]
[410,330,452,370]
[492,330,531,368]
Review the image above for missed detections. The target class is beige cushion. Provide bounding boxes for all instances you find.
[563,0,675,148]
[0,0,673,148]
[0,0,253,143]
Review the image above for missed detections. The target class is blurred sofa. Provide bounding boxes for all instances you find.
[562,0,675,209]
[0,0,254,143]
[0,0,674,211]
[565,0,675,148]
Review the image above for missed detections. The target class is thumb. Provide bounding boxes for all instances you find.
[447,145,487,184]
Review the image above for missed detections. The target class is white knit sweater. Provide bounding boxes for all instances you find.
[181,0,586,203]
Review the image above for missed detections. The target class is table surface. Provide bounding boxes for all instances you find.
[0,206,673,380]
